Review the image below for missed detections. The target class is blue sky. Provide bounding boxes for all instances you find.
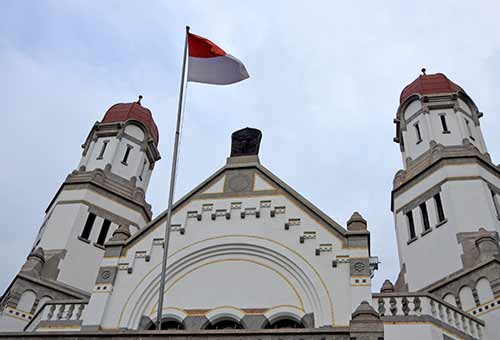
[1,0,499,293]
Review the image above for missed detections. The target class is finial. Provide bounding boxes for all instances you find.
[137,95,143,105]
[421,67,426,76]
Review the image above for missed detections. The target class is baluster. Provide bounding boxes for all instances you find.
[56,304,64,320]
[413,296,422,314]
[390,297,398,316]
[446,307,452,323]
[67,304,75,320]
[377,298,386,316]
[47,304,56,320]
[76,304,85,320]
[430,300,437,317]
[438,303,444,320]
[402,296,410,316]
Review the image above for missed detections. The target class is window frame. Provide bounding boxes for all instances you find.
[419,202,431,233]
[434,193,446,225]
[406,210,417,242]
[121,144,133,165]
[439,113,450,133]
[96,140,109,160]
[414,122,423,144]
[80,213,97,241]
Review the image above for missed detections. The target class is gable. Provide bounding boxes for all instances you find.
[124,159,347,249]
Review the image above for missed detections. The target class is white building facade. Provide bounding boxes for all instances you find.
[0,73,498,340]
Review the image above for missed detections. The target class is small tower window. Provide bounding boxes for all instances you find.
[434,193,446,223]
[122,145,133,165]
[414,123,422,144]
[139,159,147,181]
[491,190,500,218]
[419,202,430,232]
[96,219,111,246]
[406,210,416,241]
[439,114,450,133]
[464,119,475,140]
[96,140,109,160]
[80,213,96,240]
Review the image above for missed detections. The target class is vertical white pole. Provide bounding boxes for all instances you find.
[156,25,190,330]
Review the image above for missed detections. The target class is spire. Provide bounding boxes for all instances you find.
[20,247,45,278]
[347,211,367,231]
[380,279,395,293]
[110,224,131,242]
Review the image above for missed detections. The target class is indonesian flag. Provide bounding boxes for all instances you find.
[187,33,249,85]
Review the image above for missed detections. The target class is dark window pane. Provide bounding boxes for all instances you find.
[406,211,416,239]
[440,115,449,132]
[96,219,111,246]
[434,194,446,222]
[81,213,96,240]
[420,202,430,231]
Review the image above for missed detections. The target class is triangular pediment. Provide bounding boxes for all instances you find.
[125,157,348,248]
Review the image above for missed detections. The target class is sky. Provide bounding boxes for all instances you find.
[1,0,499,295]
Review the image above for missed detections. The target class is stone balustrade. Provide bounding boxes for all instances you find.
[373,293,484,339]
[24,300,87,332]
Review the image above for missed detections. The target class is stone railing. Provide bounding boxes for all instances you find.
[24,300,87,332]
[373,293,484,339]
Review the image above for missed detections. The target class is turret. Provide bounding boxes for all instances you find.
[391,71,500,291]
[29,97,161,292]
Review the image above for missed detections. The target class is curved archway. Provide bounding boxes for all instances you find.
[476,278,494,304]
[146,318,184,330]
[264,318,304,329]
[459,286,475,310]
[120,236,334,329]
[442,293,456,307]
[205,318,243,330]
[17,290,36,313]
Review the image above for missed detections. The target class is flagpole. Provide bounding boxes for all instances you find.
[156,25,190,330]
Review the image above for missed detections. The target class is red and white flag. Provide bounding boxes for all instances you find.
[187,33,249,85]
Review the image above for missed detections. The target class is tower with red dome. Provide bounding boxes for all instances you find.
[391,70,500,307]
[0,98,161,331]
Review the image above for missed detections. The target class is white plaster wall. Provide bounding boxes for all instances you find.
[401,98,488,162]
[36,185,148,292]
[0,312,28,332]
[94,193,371,330]
[478,305,500,340]
[394,162,500,290]
[384,322,460,340]
[84,138,114,171]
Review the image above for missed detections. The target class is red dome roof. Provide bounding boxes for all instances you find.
[400,73,463,104]
[102,101,159,146]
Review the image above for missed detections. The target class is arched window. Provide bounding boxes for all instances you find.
[147,319,184,330]
[265,318,305,329]
[443,293,456,307]
[459,286,476,310]
[476,278,494,304]
[17,290,36,313]
[205,319,243,330]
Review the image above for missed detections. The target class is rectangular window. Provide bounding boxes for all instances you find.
[139,160,147,181]
[491,190,500,218]
[122,145,133,165]
[464,119,475,140]
[97,140,109,159]
[406,211,416,240]
[420,202,430,231]
[414,123,422,143]
[440,114,450,133]
[96,219,111,246]
[434,193,446,223]
[80,213,96,240]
